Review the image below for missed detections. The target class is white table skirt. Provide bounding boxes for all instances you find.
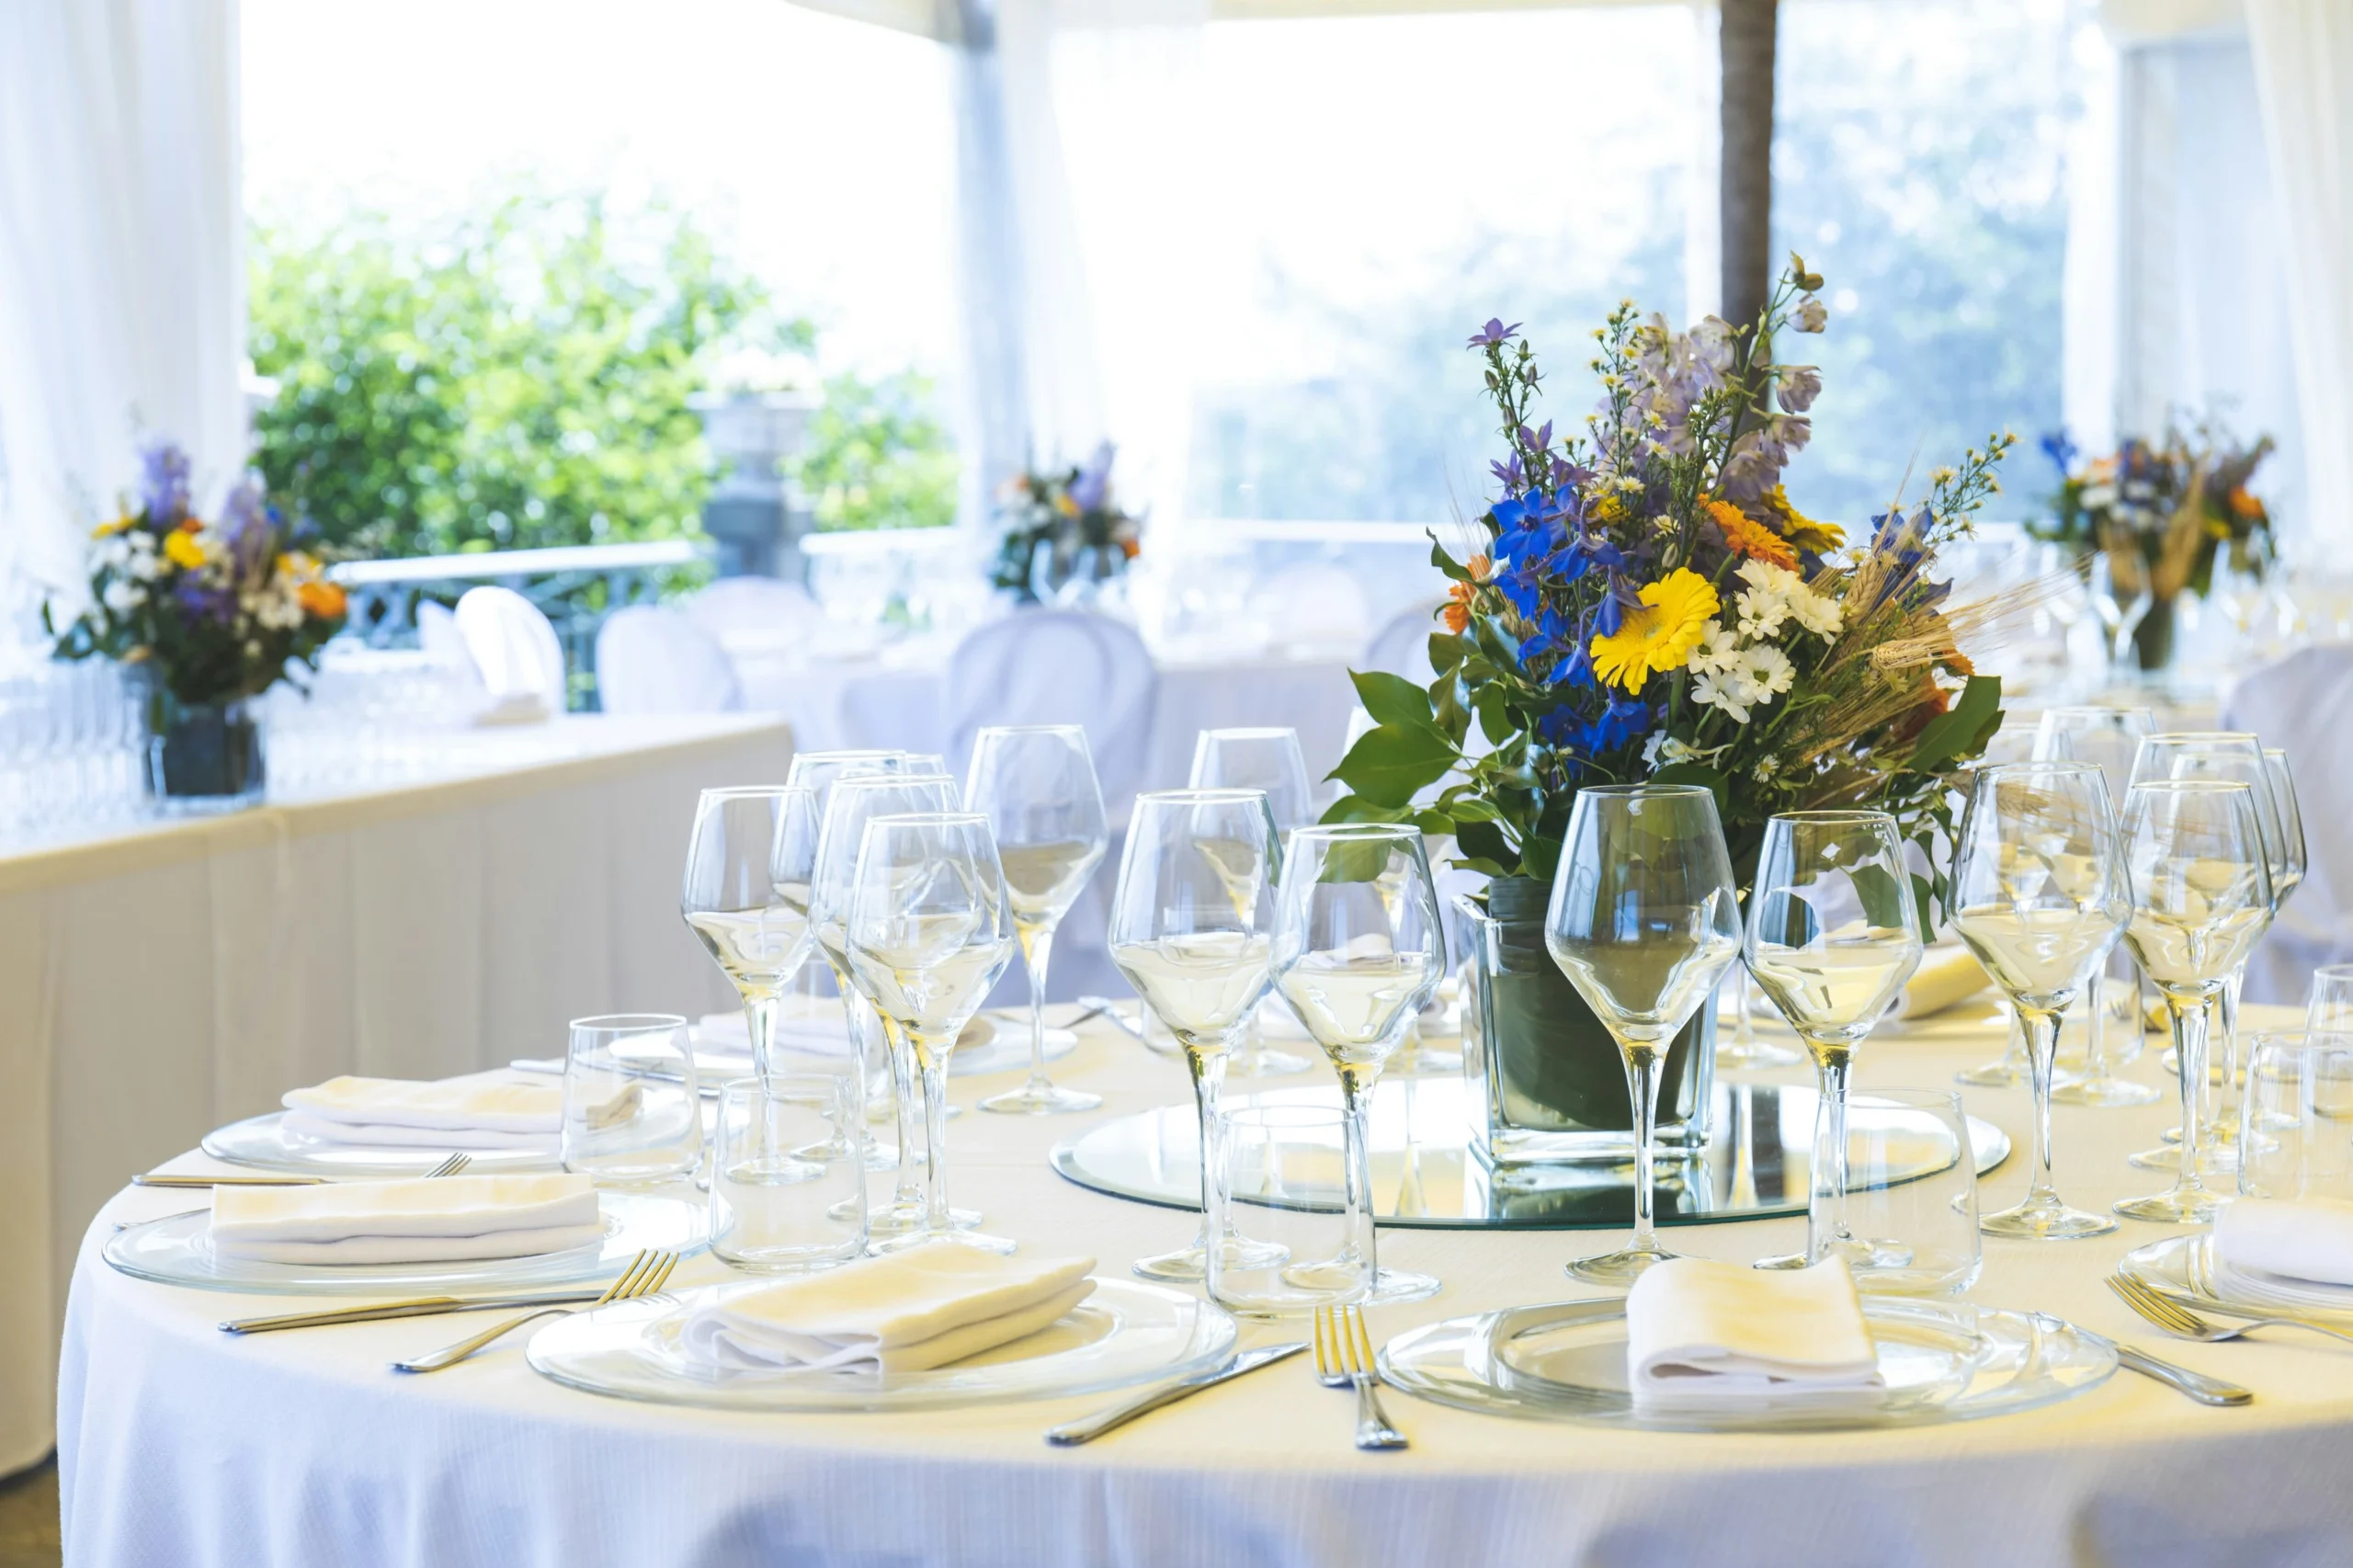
[56,998,2353,1567]
[4,713,792,1473]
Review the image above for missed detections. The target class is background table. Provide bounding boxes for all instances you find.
[2,713,791,1473]
[57,996,2353,1567]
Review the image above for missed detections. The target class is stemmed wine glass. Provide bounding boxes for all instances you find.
[681,787,822,1088]
[843,812,1019,1253]
[966,725,1109,1115]
[1544,784,1743,1286]
[1271,824,1447,1304]
[1108,789,1284,1282]
[1743,812,1924,1269]
[813,772,963,1237]
[1189,728,1316,1077]
[2114,778,2274,1223]
[2034,706,2161,1108]
[1949,763,2130,1239]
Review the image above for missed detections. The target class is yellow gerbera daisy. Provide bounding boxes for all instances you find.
[163,528,207,571]
[1589,568,1721,692]
[1760,485,1845,556]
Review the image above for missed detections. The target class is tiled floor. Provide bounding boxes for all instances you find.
[0,1459,58,1568]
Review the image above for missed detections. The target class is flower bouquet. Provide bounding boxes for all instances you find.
[49,442,347,807]
[1326,260,2012,1162]
[2031,421,2274,672]
[991,442,1142,604]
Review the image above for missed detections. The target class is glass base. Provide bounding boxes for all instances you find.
[2114,1187,2222,1225]
[978,1081,1103,1115]
[1366,1266,1442,1304]
[1566,1243,1678,1287]
[1131,1236,1290,1283]
[1716,1037,1802,1071]
[1755,1236,1912,1271]
[1227,1045,1313,1079]
[1980,1196,2118,1239]
[2050,1075,2163,1108]
[2127,1142,2238,1176]
[1399,1048,1465,1077]
[1955,1060,2029,1088]
[873,1226,1017,1256]
[870,1201,981,1236]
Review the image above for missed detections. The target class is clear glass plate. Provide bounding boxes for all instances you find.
[528,1277,1238,1413]
[103,1190,708,1295]
[202,1111,563,1176]
[2122,1233,2353,1321]
[1378,1295,2116,1431]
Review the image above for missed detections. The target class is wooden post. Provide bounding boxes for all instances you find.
[1719,0,1779,330]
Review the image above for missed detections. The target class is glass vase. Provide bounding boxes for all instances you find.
[142,680,267,813]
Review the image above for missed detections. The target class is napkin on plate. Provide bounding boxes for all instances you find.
[209,1173,603,1265]
[279,1072,612,1151]
[1882,944,1991,1022]
[677,1242,1097,1375]
[1624,1257,1882,1410]
[2213,1196,2353,1288]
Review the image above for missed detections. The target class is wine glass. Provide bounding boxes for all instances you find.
[1108,788,1284,1282]
[2307,963,2353,1033]
[1949,763,2129,1238]
[2035,706,2162,1108]
[2264,747,2307,906]
[1544,784,1743,1285]
[1271,823,1447,1304]
[681,787,822,1089]
[1742,812,1925,1269]
[1189,727,1316,1077]
[965,725,1109,1115]
[843,812,1019,1252]
[813,771,963,1236]
[2114,778,2275,1223]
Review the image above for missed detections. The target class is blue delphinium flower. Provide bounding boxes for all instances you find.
[1467,318,1522,349]
[2040,429,2077,476]
[141,442,192,523]
[1069,441,1116,513]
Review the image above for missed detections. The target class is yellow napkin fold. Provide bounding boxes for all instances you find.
[1884,944,1991,1021]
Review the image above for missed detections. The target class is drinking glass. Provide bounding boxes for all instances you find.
[2238,1030,2353,1200]
[1108,788,1284,1281]
[561,1014,702,1185]
[1949,763,2129,1238]
[681,787,821,1088]
[842,812,1020,1252]
[2035,706,2162,1108]
[1271,823,1447,1304]
[1543,785,1743,1285]
[965,725,1109,1115]
[1743,811,1925,1266]
[2307,964,2353,1033]
[2114,778,2275,1223]
[1204,1104,1370,1316]
[1190,727,1315,1077]
[2264,747,2307,905]
[1834,1088,1982,1295]
[813,772,963,1235]
[1717,966,1801,1071]
[710,1074,868,1271]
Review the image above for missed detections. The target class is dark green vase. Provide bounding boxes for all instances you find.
[2131,597,2177,673]
[1459,875,1715,1167]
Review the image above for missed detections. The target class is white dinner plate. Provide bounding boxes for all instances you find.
[529,1276,1237,1413]
[2121,1232,2353,1321]
[202,1111,563,1176]
[103,1190,707,1295]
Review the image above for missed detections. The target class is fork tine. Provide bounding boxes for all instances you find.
[1345,1305,1377,1378]
[597,1250,651,1307]
[1312,1303,1337,1379]
[2120,1274,2203,1334]
[639,1253,679,1296]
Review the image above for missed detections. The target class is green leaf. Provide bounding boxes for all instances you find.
[1351,669,1436,731]
[1907,675,2005,775]
[1413,809,1456,836]
[1847,861,1915,930]
[1445,796,1500,823]
[1650,761,1730,822]
[1449,855,1511,877]
[1328,723,1457,810]
[1319,795,1414,826]
[1428,632,1466,674]
[1474,685,1514,746]
[1454,817,1517,874]
[1909,871,1940,944]
[1429,538,1472,584]
[1432,676,1472,746]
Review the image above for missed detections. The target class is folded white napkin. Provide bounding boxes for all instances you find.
[1625,1257,1881,1410]
[2214,1196,2353,1288]
[677,1242,1096,1375]
[282,1073,562,1151]
[1882,944,1991,1021]
[209,1173,603,1265]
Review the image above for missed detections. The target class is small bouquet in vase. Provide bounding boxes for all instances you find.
[991,442,1142,604]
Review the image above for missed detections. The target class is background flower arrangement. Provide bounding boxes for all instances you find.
[1327,260,2012,926]
[990,443,1142,602]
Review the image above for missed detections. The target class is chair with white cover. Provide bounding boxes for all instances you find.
[1247,562,1373,656]
[1362,600,1445,686]
[2222,643,2353,1002]
[594,605,744,716]
[452,585,567,721]
[685,576,823,644]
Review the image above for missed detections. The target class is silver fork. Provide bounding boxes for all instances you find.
[392,1248,678,1373]
[2109,1273,2353,1349]
[119,1152,473,1231]
[1313,1301,1407,1450]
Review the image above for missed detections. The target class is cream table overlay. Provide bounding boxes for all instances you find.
[59,999,2353,1567]
[5,713,791,1472]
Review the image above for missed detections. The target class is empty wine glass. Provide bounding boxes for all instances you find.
[1108,789,1284,1282]
[1544,785,1743,1286]
[2035,706,2161,1108]
[1743,812,1924,1270]
[2264,747,2307,906]
[966,726,1109,1115]
[2114,778,2274,1224]
[1271,824,1447,1304]
[1950,763,2129,1239]
[843,812,1019,1252]
[681,787,822,1088]
[1190,727,1315,1078]
[2307,963,2353,1033]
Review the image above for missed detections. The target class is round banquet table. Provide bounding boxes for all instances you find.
[57,999,2353,1568]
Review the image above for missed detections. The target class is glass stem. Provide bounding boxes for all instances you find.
[2212,968,2246,1146]
[743,992,780,1091]
[2018,1004,2063,1208]
[1812,1049,1853,1260]
[1622,1044,1666,1256]
[1336,1068,1379,1280]
[917,1041,953,1237]
[2082,971,2109,1083]
[1182,1034,1232,1252]
[1020,921,1056,1094]
[2165,993,2211,1198]
[883,1014,923,1210]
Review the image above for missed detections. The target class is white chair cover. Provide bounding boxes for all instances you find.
[686,576,823,642]
[594,606,744,716]
[452,586,566,721]
[415,600,474,676]
[1247,562,1372,655]
[1362,601,1444,686]
[2221,644,2353,1002]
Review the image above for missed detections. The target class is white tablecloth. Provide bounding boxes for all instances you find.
[56,998,2353,1566]
[4,713,792,1472]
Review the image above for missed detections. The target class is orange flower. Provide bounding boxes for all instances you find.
[1466,552,1492,583]
[1444,579,1474,634]
[1705,498,1797,570]
[2227,485,2264,520]
[176,517,202,533]
[1120,537,1142,560]
[297,580,347,620]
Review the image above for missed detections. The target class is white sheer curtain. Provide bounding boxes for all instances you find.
[0,0,246,611]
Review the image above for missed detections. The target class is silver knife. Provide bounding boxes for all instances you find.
[1047,1342,1307,1446]
[220,1290,607,1335]
[2115,1344,2252,1406]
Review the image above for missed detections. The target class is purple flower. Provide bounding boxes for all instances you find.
[1793,295,1828,334]
[1775,365,1822,415]
[1467,318,1522,350]
[140,442,192,524]
[1069,442,1117,513]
